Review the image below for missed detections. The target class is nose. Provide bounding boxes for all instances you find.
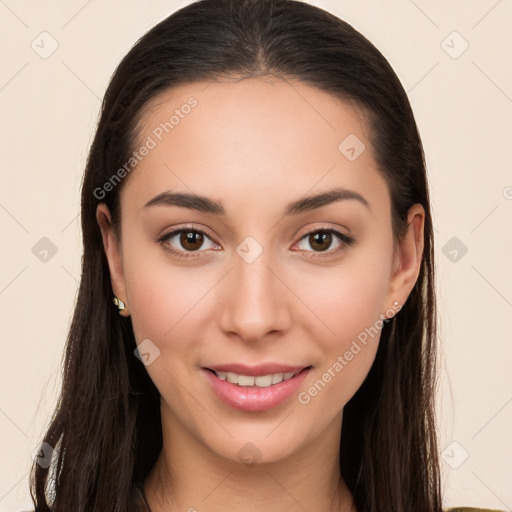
[217,247,292,344]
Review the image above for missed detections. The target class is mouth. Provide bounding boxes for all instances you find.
[202,365,313,412]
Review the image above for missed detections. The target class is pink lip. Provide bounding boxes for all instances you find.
[204,363,309,376]
[202,366,312,412]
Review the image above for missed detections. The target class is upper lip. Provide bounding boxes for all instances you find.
[204,363,311,376]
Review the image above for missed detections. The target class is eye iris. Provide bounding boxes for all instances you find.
[181,231,204,251]
[310,231,332,251]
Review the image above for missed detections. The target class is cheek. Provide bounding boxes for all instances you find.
[123,255,212,407]
[124,253,208,345]
[294,280,386,417]
[296,240,393,405]
[297,235,393,343]
[121,233,224,382]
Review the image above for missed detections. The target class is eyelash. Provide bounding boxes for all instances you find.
[156,224,355,260]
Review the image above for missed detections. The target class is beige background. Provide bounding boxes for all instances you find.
[1,1,511,510]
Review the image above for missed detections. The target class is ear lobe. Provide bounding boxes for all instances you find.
[385,203,425,314]
[96,203,130,316]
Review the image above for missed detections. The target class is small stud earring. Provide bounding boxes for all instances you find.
[113,296,126,311]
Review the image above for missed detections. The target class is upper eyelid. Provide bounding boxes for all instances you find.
[300,224,351,239]
[161,225,218,244]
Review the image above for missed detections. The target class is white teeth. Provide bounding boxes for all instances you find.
[271,373,282,385]
[255,375,273,387]
[239,374,256,386]
[215,371,298,387]
[225,372,238,384]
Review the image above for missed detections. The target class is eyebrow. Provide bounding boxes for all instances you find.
[143,186,370,216]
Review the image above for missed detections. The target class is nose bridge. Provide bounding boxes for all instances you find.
[218,238,289,340]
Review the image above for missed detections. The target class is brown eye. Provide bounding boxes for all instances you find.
[308,231,333,252]
[295,227,355,257]
[179,230,205,251]
[158,227,218,259]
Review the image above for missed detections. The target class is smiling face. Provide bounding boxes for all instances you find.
[97,76,424,466]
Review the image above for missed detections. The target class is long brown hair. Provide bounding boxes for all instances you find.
[30,1,441,510]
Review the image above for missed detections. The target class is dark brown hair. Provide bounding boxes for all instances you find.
[30,1,441,511]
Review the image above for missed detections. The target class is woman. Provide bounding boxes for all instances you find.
[28,0,504,511]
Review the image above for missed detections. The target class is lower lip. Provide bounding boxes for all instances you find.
[202,367,311,412]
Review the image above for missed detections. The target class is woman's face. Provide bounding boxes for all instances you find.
[97,76,423,464]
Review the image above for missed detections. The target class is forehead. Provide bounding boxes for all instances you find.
[121,76,388,217]
[136,76,370,152]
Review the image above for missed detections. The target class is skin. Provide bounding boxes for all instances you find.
[97,76,424,512]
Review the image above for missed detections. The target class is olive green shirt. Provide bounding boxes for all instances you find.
[446,508,506,512]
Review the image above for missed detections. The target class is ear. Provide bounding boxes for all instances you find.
[383,203,425,318]
[96,203,130,317]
